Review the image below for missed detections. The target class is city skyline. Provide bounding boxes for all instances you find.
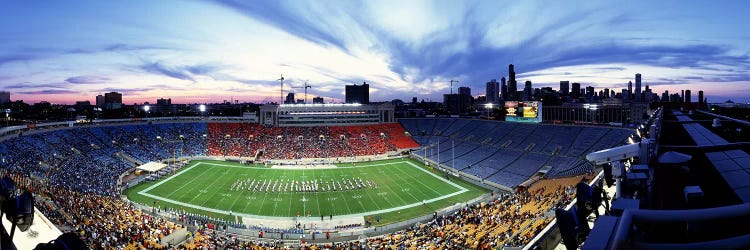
[1,1,750,104]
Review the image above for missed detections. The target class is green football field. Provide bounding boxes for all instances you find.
[126,158,488,225]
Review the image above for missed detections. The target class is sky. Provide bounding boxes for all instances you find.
[1,0,749,104]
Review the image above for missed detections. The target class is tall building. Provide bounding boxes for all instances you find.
[156,98,174,114]
[313,96,324,104]
[603,88,610,98]
[685,89,692,104]
[486,79,499,104]
[681,90,685,102]
[524,81,533,101]
[500,77,508,100]
[285,93,295,104]
[560,81,570,95]
[458,87,473,113]
[628,81,633,99]
[508,64,517,101]
[345,82,369,104]
[571,82,581,99]
[661,90,669,102]
[0,91,10,104]
[104,92,122,110]
[96,94,105,108]
[585,86,595,98]
[635,73,642,102]
[698,90,704,106]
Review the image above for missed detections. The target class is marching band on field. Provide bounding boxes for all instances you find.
[229,177,376,193]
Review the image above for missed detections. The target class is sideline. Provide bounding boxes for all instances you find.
[138,160,470,219]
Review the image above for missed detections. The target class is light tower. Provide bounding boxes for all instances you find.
[277,74,285,104]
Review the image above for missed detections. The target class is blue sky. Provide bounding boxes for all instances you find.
[1,0,749,104]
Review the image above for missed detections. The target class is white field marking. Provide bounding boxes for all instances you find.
[168,160,410,170]
[138,160,470,219]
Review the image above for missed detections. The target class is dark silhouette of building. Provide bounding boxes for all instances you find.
[508,64,517,101]
[313,96,324,104]
[698,90,704,107]
[501,77,508,100]
[627,81,633,100]
[285,93,295,104]
[156,98,174,114]
[585,86,595,98]
[572,82,581,99]
[486,79,499,104]
[104,92,122,110]
[444,87,473,114]
[524,81,533,101]
[685,89,692,105]
[345,82,369,104]
[635,73,642,102]
[560,81,570,95]
[0,91,9,104]
[96,94,105,108]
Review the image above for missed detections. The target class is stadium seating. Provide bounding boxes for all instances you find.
[400,118,633,188]
[206,123,418,159]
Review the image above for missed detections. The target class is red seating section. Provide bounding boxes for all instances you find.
[207,123,419,159]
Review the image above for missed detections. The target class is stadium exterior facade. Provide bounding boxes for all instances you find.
[259,103,395,127]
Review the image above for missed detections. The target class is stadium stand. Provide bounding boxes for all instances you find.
[0,118,624,249]
[207,123,418,159]
[400,118,632,189]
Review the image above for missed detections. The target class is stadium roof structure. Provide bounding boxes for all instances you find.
[673,110,750,202]
[579,107,750,249]
[137,162,167,172]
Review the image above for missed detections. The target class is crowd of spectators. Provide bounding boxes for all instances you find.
[306,173,593,249]
[0,120,591,249]
[207,123,419,160]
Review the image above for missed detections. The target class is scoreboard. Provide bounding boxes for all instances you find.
[505,101,542,123]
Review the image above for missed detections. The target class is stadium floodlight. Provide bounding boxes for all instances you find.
[143,105,150,112]
[199,104,206,112]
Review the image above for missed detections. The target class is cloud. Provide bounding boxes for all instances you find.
[65,75,110,84]
[17,89,78,95]
[139,62,195,81]
[2,82,62,89]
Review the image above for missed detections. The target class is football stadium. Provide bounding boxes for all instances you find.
[0,102,644,249]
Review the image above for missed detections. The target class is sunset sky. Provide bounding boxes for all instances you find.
[1,0,749,104]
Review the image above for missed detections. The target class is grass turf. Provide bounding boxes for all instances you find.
[126,158,488,225]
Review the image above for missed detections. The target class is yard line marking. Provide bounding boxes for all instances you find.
[194,168,231,205]
[136,159,470,219]
[141,162,204,195]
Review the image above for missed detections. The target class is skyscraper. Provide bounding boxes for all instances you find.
[585,86,595,98]
[486,79,499,104]
[345,82,369,104]
[96,94,105,108]
[628,81,633,99]
[571,82,581,99]
[444,87,473,114]
[0,91,10,104]
[560,81,570,95]
[500,77,508,100]
[685,89,692,104]
[524,81,532,101]
[698,90,704,106]
[635,73,642,102]
[104,92,122,110]
[508,64,517,101]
